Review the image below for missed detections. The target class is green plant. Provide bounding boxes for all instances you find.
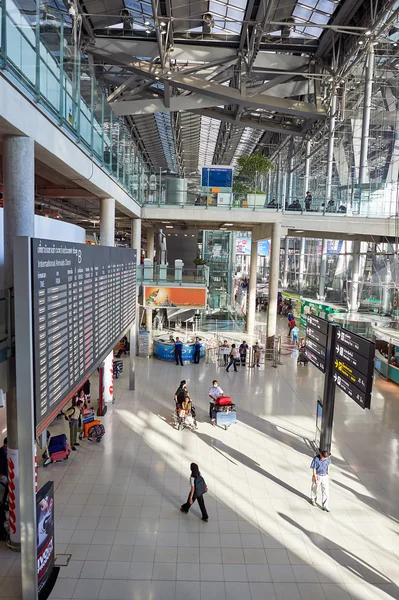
[235,151,273,193]
[194,257,207,266]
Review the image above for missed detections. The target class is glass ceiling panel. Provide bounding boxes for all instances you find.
[198,116,221,169]
[154,113,177,173]
[124,0,155,28]
[289,0,338,39]
[231,128,263,167]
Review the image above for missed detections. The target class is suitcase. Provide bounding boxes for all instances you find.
[88,423,105,442]
[82,408,92,417]
[48,434,67,454]
[214,403,236,413]
[50,443,70,462]
[83,419,101,437]
[215,396,233,406]
[83,413,95,425]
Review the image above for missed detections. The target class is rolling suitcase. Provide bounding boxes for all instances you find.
[83,419,101,437]
[48,434,67,454]
[215,396,233,406]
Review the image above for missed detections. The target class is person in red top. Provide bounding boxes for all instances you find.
[288,317,296,337]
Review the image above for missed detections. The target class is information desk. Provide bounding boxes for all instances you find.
[153,338,206,362]
[373,325,399,385]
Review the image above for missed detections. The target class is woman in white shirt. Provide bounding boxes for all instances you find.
[226,344,239,372]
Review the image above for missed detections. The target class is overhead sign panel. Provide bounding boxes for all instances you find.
[336,328,373,359]
[306,338,326,360]
[333,371,368,409]
[305,349,326,373]
[334,343,369,376]
[306,326,327,348]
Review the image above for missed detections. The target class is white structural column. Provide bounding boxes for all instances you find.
[358,45,375,195]
[145,228,155,346]
[298,238,306,293]
[129,218,141,390]
[282,236,290,288]
[267,223,281,348]
[304,140,311,199]
[246,236,258,336]
[349,240,361,312]
[3,135,35,549]
[325,89,337,206]
[100,198,115,404]
[319,239,328,299]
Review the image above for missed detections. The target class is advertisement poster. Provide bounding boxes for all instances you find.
[236,237,270,256]
[37,481,55,594]
[144,287,207,309]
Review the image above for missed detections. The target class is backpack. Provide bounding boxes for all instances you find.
[194,476,207,497]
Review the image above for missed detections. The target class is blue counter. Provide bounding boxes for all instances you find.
[153,338,206,362]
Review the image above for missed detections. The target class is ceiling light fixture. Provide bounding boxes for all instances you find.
[165,225,173,228]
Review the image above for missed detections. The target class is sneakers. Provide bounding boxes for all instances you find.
[180,508,188,514]
[75,442,80,446]
[202,517,208,522]
[322,507,330,512]
[72,446,76,451]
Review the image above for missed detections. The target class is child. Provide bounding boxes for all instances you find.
[292,324,299,345]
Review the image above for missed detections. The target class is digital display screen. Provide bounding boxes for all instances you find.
[32,239,136,432]
[37,481,55,595]
[201,167,233,188]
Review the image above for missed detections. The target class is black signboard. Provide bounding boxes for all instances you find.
[334,358,368,393]
[306,326,327,348]
[336,328,373,359]
[37,481,55,596]
[305,349,326,373]
[306,338,326,360]
[334,343,369,376]
[306,315,329,336]
[32,239,137,432]
[333,371,368,409]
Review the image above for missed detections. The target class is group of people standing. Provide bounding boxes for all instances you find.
[220,340,262,371]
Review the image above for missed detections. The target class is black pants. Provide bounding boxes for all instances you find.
[241,354,246,365]
[181,493,208,519]
[175,350,183,365]
[194,349,200,364]
[226,357,237,372]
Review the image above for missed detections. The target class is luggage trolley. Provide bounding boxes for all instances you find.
[211,396,237,430]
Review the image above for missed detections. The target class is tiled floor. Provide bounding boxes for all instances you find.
[2,325,399,600]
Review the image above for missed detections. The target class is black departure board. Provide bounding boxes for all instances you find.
[32,239,137,431]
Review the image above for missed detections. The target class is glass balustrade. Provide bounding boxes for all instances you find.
[0,0,149,204]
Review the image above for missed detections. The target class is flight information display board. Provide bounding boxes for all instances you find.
[32,239,137,432]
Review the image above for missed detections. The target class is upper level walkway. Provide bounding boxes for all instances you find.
[142,202,398,242]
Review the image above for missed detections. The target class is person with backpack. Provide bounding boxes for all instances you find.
[174,380,188,410]
[180,463,209,522]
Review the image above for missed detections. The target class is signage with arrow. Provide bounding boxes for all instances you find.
[305,348,326,373]
[306,326,327,347]
[333,372,367,409]
[334,343,369,376]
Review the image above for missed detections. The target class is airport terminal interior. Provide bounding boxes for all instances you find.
[1,0,399,598]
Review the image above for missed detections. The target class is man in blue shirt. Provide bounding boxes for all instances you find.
[193,337,201,364]
[310,450,331,512]
[174,337,183,366]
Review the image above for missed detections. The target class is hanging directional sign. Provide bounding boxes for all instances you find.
[336,328,374,360]
[334,343,369,376]
[305,348,326,373]
[306,315,329,336]
[306,338,326,360]
[306,326,327,348]
[333,371,368,409]
[333,329,375,410]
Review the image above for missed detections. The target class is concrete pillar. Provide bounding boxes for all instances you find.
[282,236,289,288]
[246,237,258,336]
[382,261,392,315]
[349,240,361,312]
[298,237,306,293]
[146,227,155,261]
[319,239,328,300]
[358,45,375,193]
[129,218,141,390]
[3,135,35,548]
[145,228,154,350]
[100,198,115,405]
[267,223,281,348]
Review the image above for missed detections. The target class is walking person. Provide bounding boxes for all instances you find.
[174,337,184,366]
[305,191,312,211]
[180,463,209,522]
[310,450,331,512]
[239,340,249,366]
[208,379,224,420]
[288,316,296,338]
[220,340,230,366]
[193,337,201,364]
[252,341,262,367]
[66,400,83,451]
[226,344,239,372]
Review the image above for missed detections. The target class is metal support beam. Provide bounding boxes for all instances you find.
[190,108,303,136]
[304,140,311,195]
[126,62,327,119]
